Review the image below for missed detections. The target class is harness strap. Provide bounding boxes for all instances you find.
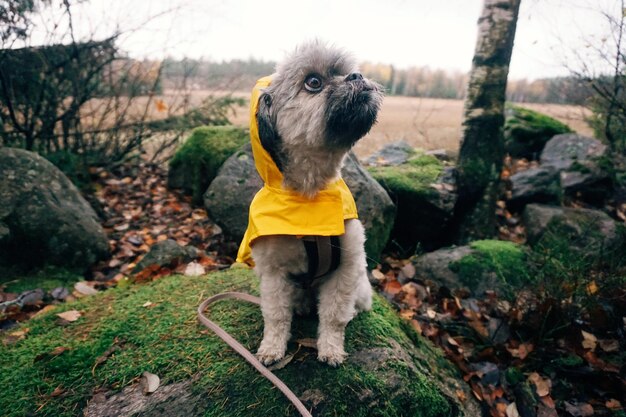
[293,236,341,288]
[197,292,313,417]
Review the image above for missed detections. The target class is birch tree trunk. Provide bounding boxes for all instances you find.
[455,0,521,243]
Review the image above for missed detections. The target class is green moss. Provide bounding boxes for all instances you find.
[449,240,529,293]
[168,126,249,204]
[504,105,572,157]
[551,355,584,368]
[367,153,443,197]
[0,265,82,293]
[504,367,524,386]
[0,269,461,417]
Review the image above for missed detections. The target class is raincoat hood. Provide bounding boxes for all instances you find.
[236,76,358,266]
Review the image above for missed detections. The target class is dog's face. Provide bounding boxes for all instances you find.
[257,41,383,171]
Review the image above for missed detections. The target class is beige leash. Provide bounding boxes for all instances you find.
[197,292,313,417]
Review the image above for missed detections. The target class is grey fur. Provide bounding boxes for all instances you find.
[251,42,384,367]
[257,40,384,197]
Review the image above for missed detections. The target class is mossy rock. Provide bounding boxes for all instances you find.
[449,240,530,295]
[0,269,479,417]
[168,126,249,205]
[504,105,573,159]
[368,154,455,254]
[412,240,531,297]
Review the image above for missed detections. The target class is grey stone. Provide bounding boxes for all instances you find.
[411,242,529,296]
[0,148,109,270]
[509,166,560,209]
[364,141,414,166]
[411,246,474,290]
[342,152,396,264]
[205,145,396,264]
[85,379,210,417]
[425,148,452,161]
[523,204,624,256]
[542,134,611,202]
[50,287,70,301]
[204,143,261,240]
[541,133,607,169]
[133,239,198,273]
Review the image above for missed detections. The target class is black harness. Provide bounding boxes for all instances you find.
[288,236,341,288]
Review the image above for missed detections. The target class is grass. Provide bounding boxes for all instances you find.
[0,269,464,417]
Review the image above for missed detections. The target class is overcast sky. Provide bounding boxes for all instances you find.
[31,0,621,80]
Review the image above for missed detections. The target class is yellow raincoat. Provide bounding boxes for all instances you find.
[236,76,358,266]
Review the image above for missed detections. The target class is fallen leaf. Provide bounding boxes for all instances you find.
[383,280,402,295]
[50,385,65,397]
[400,263,416,279]
[581,330,597,351]
[141,371,160,394]
[295,338,317,349]
[267,353,294,371]
[142,301,154,308]
[399,309,414,320]
[586,280,598,295]
[8,328,29,339]
[597,339,619,353]
[371,269,385,281]
[564,402,594,417]
[528,372,551,397]
[606,399,621,410]
[56,310,81,322]
[455,390,467,402]
[35,346,71,362]
[506,402,520,417]
[410,319,422,333]
[184,262,205,277]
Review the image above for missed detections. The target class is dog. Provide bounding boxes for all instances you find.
[236,41,384,366]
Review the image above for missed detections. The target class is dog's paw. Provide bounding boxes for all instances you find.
[256,346,286,366]
[317,338,346,367]
[317,349,346,367]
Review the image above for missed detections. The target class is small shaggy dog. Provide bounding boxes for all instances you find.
[236,41,384,366]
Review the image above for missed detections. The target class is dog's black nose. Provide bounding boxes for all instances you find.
[345,72,363,82]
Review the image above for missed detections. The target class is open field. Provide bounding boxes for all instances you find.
[96,89,592,161]
[226,94,593,159]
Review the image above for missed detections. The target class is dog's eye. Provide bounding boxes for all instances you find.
[304,75,323,92]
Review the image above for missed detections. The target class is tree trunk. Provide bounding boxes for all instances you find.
[454,0,521,243]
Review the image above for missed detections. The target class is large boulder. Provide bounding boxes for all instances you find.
[523,204,625,258]
[504,105,572,159]
[205,145,396,263]
[168,126,249,205]
[509,134,612,208]
[411,240,530,296]
[0,148,109,270]
[367,149,457,254]
[0,269,481,417]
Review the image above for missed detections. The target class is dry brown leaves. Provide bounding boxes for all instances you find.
[373,255,625,417]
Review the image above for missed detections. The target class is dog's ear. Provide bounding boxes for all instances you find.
[256,92,286,171]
